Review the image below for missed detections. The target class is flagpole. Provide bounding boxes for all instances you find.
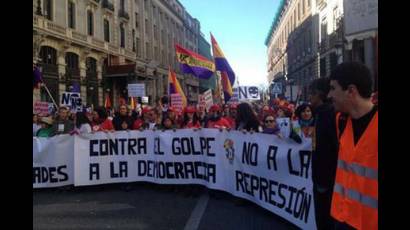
[41,83,59,110]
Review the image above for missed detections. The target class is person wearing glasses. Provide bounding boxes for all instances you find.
[262,114,282,137]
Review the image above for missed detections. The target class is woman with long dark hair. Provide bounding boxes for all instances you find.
[75,111,92,134]
[182,106,201,129]
[235,102,261,132]
[91,107,114,132]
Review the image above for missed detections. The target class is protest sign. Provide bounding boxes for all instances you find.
[34,130,316,229]
[128,84,145,97]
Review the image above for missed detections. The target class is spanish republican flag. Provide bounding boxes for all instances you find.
[210,33,236,103]
[175,44,215,79]
[168,67,187,108]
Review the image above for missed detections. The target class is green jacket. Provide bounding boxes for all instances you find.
[36,128,53,137]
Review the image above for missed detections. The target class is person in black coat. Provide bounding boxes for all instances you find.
[112,105,134,131]
[235,102,261,132]
[309,78,339,230]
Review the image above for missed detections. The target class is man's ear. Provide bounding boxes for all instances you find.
[347,84,357,96]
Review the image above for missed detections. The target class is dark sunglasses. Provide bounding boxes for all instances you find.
[265,119,275,123]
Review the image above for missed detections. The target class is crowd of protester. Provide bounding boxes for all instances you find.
[33,62,378,230]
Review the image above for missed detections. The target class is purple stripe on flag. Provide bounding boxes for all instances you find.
[169,83,177,94]
[180,64,214,79]
[223,91,233,104]
[33,67,43,88]
[214,58,235,85]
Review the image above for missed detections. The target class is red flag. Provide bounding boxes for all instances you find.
[104,93,112,109]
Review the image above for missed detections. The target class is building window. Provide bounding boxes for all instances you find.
[320,57,327,77]
[43,0,52,20]
[307,0,311,7]
[298,2,301,21]
[87,10,94,36]
[161,50,165,65]
[132,29,136,51]
[40,46,57,65]
[86,57,97,75]
[136,37,140,57]
[302,0,305,15]
[68,1,75,29]
[321,20,328,44]
[144,0,148,12]
[145,19,149,35]
[65,52,79,70]
[154,46,159,61]
[120,0,125,11]
[146,42,151,59]
[135,13,139,28]
[154,25,158,40]
[120,23,125,48]
[330,52,338,72]
[104,19,110,42]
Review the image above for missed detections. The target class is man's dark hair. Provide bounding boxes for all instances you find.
[309,77,331,102]
[329,62,373,98]
[94,106,108,120]
[76,112,91,128]
[236,102,260,126]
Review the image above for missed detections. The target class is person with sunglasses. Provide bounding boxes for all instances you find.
[262,115,282,137]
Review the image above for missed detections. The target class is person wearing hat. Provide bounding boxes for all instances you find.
[223,103,237,129]
[36,116,54,137]
[182,106,201,129]
[167,106,182,128]
[133,106,151,130]
[205,104,232,129]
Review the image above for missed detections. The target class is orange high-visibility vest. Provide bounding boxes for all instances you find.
[331,111,378,230]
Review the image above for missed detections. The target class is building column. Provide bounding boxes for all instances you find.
[364,38,375,78]
[97,65,103,106]
[79,57,87,104]
[58,53,66,104]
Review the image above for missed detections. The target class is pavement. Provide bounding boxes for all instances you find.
[33,183,300,230]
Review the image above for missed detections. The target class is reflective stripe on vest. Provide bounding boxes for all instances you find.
[334,183,378,209]
[337,159,378,180]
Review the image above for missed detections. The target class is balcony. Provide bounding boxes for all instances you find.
[41,64,58,75]
[102,0,114,11]
[105,64,135,76]
[118,10,130,20]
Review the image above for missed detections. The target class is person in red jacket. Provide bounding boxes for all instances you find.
[91,106,114,132]
[205,104,232,129]
[132,106,151,130]
[182,106,201,129]
[224,103,238,129]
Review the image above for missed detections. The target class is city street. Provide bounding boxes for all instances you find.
[33,184,300,230]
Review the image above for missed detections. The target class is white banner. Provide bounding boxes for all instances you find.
[61,92,82,112]
[203,89,213,110]
[276,118,291,138]
[34,101,54,116]
[237,86,260,100]
[170,94,183,114]
[33,135,74,188]
[73,130,315,229]
[128,84,145,97]
[34,130,316,229]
